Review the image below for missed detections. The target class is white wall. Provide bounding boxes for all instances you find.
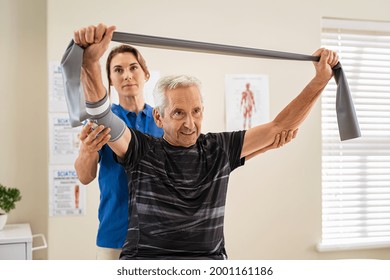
[2,0,390,260]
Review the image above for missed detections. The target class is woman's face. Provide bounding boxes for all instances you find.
[109,52,148,98]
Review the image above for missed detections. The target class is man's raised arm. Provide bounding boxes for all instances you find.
[241,48,339,159]
[74,23,131,158]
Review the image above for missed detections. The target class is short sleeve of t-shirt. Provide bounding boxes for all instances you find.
[206,130,246,171]
[116,128,155,170]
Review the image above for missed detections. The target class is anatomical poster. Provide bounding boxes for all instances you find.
[225,74,269,131]
[49,166,85,216]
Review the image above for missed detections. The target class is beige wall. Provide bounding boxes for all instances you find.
[1,0,48,260]
[2,0,390,260]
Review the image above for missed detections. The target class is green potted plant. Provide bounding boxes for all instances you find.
[0,183,22,230]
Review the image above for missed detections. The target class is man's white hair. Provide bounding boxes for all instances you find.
[153,75,204,116]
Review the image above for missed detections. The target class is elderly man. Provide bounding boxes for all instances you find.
[73,24,338,259]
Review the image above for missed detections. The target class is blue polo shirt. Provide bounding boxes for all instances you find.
[96,103,163,249]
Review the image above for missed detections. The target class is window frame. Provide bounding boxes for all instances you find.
[318,17,390,252]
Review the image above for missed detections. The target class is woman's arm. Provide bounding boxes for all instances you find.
[74,122,110,184]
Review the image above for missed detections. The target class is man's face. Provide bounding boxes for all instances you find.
[155,86,203,147]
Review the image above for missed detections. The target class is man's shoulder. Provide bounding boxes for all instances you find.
[200,131,246,148]
[130,127,160,142]
[202,131,244,139]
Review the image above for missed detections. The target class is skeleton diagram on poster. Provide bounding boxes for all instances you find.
[225,74,269,131]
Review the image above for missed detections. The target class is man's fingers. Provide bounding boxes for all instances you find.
[312,47,325,58]
[74,24,115,56]
[321,49,339,68]
[320,49,330,64]
[73,30,81,45]
[85,25,96,44]
[94,23,107,43]
[74,28,89,47]
[330,51,339,67]
[106,25,116,37]
[100,25,116,49]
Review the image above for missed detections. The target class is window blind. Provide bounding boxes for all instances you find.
[318,18,390,251]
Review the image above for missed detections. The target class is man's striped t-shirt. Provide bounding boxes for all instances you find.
[118,128,246,259]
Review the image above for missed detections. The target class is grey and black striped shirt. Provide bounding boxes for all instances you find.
[118,128,246,259]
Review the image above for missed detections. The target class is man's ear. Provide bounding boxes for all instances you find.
[153,108,163,128]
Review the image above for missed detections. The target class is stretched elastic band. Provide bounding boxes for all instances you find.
[61,32,361,141]
[111,32,361,141]
[61,40,88,127]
